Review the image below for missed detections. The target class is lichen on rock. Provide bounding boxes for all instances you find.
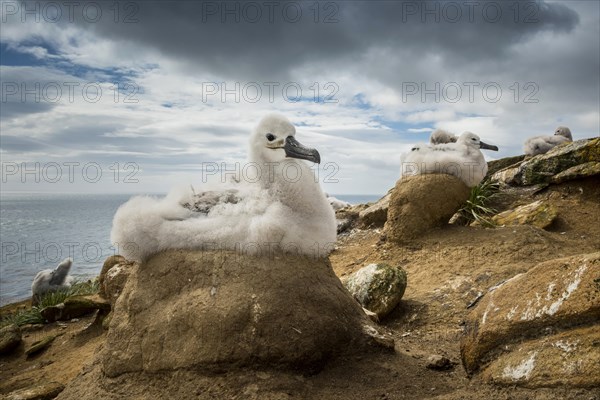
[491,138,600,186]
[491,200,558,229]
[461,252,600,388]
[343,263,407,319]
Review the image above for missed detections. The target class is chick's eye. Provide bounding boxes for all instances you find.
[266,133,276,142]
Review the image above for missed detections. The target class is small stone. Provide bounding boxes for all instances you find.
[344,263,407,319]
[25,334,59,357]
[426,355,454,371]
[256,371,271,380]
[5,381,65,400]
[0,324,22,355]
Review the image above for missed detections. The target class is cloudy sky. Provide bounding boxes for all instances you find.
[1,0,598,195]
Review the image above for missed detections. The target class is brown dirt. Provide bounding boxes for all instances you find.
[0,314,104,395]
[1,177,599,399]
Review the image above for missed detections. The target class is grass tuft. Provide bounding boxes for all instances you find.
[0,279,99,329]
[457,180,500,227]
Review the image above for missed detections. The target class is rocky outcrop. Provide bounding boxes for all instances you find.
[486,155,526,177]
[40,295,110,323]
[461,252,600,388]
[491,200,558,229]
[490,138,600,186]
[481,326,599,387]
[0,324,22,355]
[384,174,471,243]
[343,263,407,319]
[335,204,367,234]
[358,192,392,228]
[101,250,392,377]
[5,381,65,400]
[550,161,600,184]
[98,255,137,305]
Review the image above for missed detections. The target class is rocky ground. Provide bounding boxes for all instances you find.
[1,138,599,399]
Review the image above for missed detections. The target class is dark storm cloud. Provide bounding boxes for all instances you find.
[52,0,579,80]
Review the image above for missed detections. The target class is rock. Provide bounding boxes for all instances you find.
[491,138,600,186]
[336,218,354,234]
[361,307,380,323]
[358,191,392,228]
[98,255,137,303]
[461,252,600,388]
[481,326,600,387]
[426,355,455,371]
[491,200,558,229]
[41,295,110,323]
[335,204,368,234]
[5,381,65,400]
[40,304,65,323]
[551,161,600,184]
[98,255,125,296]
[101,250,392,377]
[25,334,58,357]
[0,324,22,355]
[384,174,471,243]
[486,155,526,178]
[102,261,136,305]
[343,263,407,319]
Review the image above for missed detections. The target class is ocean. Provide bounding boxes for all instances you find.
[0,192,382,306]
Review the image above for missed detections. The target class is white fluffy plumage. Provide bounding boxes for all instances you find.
[327,195,351,210]
[110,114,337,262]
[31,258,73,302]
[524,126,573,156]
[430,129,458,145]
[401,132,499,187]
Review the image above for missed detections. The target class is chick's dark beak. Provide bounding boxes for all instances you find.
[480,141,499,151]
[284,136,321,163]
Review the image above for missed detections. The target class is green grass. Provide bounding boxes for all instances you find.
[0,279,99,329]
[457,180,500,227]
